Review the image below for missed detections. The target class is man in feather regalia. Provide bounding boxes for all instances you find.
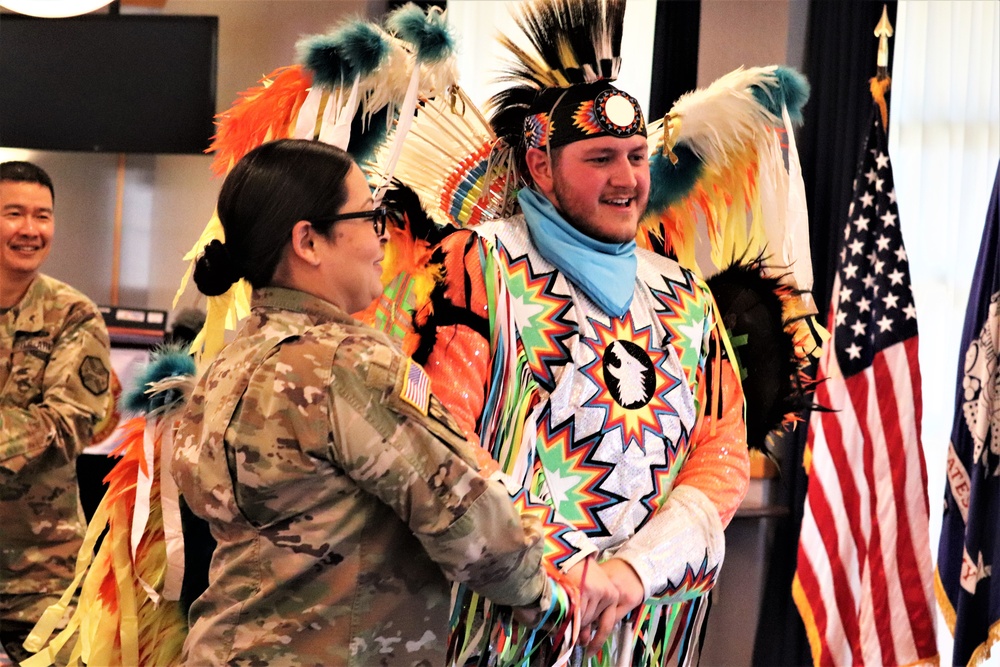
[15,0,825,664]
[407,1,752,664]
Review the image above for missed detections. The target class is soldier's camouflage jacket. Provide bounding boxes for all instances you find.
[0,274,112,623]
[173,287,547,667]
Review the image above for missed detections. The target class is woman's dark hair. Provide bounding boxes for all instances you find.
[193,139,355,295]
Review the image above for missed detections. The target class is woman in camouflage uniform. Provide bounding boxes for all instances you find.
[173,139,550,666]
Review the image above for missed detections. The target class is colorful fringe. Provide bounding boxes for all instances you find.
[355,208,444,338]
[21,357,195,667]
[447,564,581,667]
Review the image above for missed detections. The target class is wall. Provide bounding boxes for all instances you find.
[697,0,798,87]
[697,2,808,665]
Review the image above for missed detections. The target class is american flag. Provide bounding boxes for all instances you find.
[792,97,938,666]
[401,358,430,415]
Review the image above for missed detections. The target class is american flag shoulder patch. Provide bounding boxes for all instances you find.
[399,358,430,415]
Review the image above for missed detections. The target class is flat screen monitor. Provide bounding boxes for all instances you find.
[0,14,218,154]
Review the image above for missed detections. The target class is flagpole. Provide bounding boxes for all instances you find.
[874,6,893,82]
[872,7,893,132]
[793,6,939,663]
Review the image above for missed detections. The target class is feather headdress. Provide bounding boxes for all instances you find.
[175,4,460,362]
[367,86,514,228]
[487,0,644,212]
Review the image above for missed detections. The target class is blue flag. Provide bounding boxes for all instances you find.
[936,162,1000,666]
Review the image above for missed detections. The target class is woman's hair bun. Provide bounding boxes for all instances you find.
[193,239,244,296]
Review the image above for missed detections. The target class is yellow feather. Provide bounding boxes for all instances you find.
[172,211,224,310]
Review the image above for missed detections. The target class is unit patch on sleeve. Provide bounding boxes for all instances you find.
[79,355,110,395]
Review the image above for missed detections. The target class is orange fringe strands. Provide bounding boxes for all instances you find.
[21,410,189,667]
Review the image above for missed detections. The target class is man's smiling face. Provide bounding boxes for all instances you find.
[529,134,650,243]
[1,179,55,285]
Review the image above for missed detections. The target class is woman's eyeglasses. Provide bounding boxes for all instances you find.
[315,206,389,236]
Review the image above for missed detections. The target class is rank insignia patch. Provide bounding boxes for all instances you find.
[400,358,430,415]
[79,355,109,395]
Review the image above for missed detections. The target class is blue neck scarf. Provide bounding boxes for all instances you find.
[518,188,636,318]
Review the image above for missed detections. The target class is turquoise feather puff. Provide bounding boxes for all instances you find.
[751,66,810,124]
[647,145,704,218]
[296,21,389,88]
[386,3,454,63]
[122,347,196,416]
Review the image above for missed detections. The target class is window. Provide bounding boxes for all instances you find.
[890,3,999,663]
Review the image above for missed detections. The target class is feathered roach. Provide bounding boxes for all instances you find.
[501,0,626,86]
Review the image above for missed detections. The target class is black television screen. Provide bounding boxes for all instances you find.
[0,14,218,154]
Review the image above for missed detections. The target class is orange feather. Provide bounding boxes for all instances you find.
[209,65,313,177]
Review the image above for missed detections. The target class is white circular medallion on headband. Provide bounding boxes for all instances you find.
[604,94,638,127]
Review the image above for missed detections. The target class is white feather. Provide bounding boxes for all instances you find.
[649,65,782,168]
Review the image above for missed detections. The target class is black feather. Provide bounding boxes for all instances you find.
[605,0,626,56]
[381,179,455,246]
[502,0,625,87]
[487,86,539,148]
[707,257,826,455]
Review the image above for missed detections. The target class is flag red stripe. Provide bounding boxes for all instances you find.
[871,346,927,658]
[881,339,937,656]
[815,362,873,662]
[799,457,864,663]
[815,376,868,566]
[903,335,938,655]
[794,555,835,667]
[806,373,865,664]
[844,369,897,665]
[906,336,928,506]
[816,383,868,562]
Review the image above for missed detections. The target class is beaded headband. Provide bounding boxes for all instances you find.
[523,81,646,150]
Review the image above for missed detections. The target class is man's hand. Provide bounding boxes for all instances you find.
[565,557,619,656]
[512,604,543,627]
[600,557,645,622]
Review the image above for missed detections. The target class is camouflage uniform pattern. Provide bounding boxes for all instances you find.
[0,274,112,623]
[172,287,547,667]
